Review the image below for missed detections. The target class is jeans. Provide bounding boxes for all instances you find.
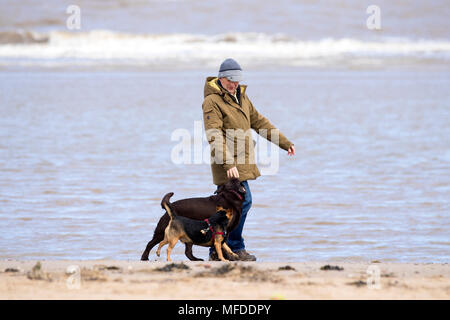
[210,180,252,254]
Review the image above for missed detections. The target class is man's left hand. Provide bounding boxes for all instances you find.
[288,145,295,156]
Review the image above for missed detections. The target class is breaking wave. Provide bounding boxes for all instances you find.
[0,30,449,69]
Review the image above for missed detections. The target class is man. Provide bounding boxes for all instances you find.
[202,58,295,261]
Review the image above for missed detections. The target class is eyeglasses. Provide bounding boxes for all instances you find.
[225,78,239,84]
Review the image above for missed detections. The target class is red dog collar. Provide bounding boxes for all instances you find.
[230,190,243,200]
[204,218,224,241]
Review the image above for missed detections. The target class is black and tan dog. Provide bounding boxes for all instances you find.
[156,193,238,262]
[141,178,246,261]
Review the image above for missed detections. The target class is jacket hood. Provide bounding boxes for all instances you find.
[204,76,246,98]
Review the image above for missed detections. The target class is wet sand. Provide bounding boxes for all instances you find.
[0,260,448,299]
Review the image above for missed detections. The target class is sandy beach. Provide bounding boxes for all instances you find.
[0,260,448,300]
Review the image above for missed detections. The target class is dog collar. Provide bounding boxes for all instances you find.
[204,218,224,241]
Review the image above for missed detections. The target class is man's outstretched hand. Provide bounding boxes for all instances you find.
[288,145,295,156]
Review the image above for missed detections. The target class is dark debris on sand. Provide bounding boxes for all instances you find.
[320,265,344,271]
[195,263,281,283]
[154,263,190,272]
[278,265,296,271]
[347,280,366,287]
[95,265,121,271]
[27,262,52,281]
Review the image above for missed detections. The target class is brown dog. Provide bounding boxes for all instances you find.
[141,178,246,261]
[156,198,238,262]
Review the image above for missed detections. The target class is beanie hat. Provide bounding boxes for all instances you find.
[218,58,243,82]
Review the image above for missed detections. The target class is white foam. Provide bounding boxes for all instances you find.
[0,30,449,68]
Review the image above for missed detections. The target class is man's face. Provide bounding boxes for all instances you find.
[219,77,239,94]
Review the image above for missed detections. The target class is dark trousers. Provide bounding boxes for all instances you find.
[211,180,252,254]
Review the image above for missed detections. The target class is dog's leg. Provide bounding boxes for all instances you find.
[214,236,229,262]
[166,237,180,262]
[140,213,170,261]
[157,226,171,257]
[184,243,204,261]
[141,236,163,260]
[156,238,168,257]
[222,242,239,260]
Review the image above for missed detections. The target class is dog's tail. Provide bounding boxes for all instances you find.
[161,192,175,219]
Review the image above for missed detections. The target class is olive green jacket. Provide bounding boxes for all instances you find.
[202,77,293,185]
